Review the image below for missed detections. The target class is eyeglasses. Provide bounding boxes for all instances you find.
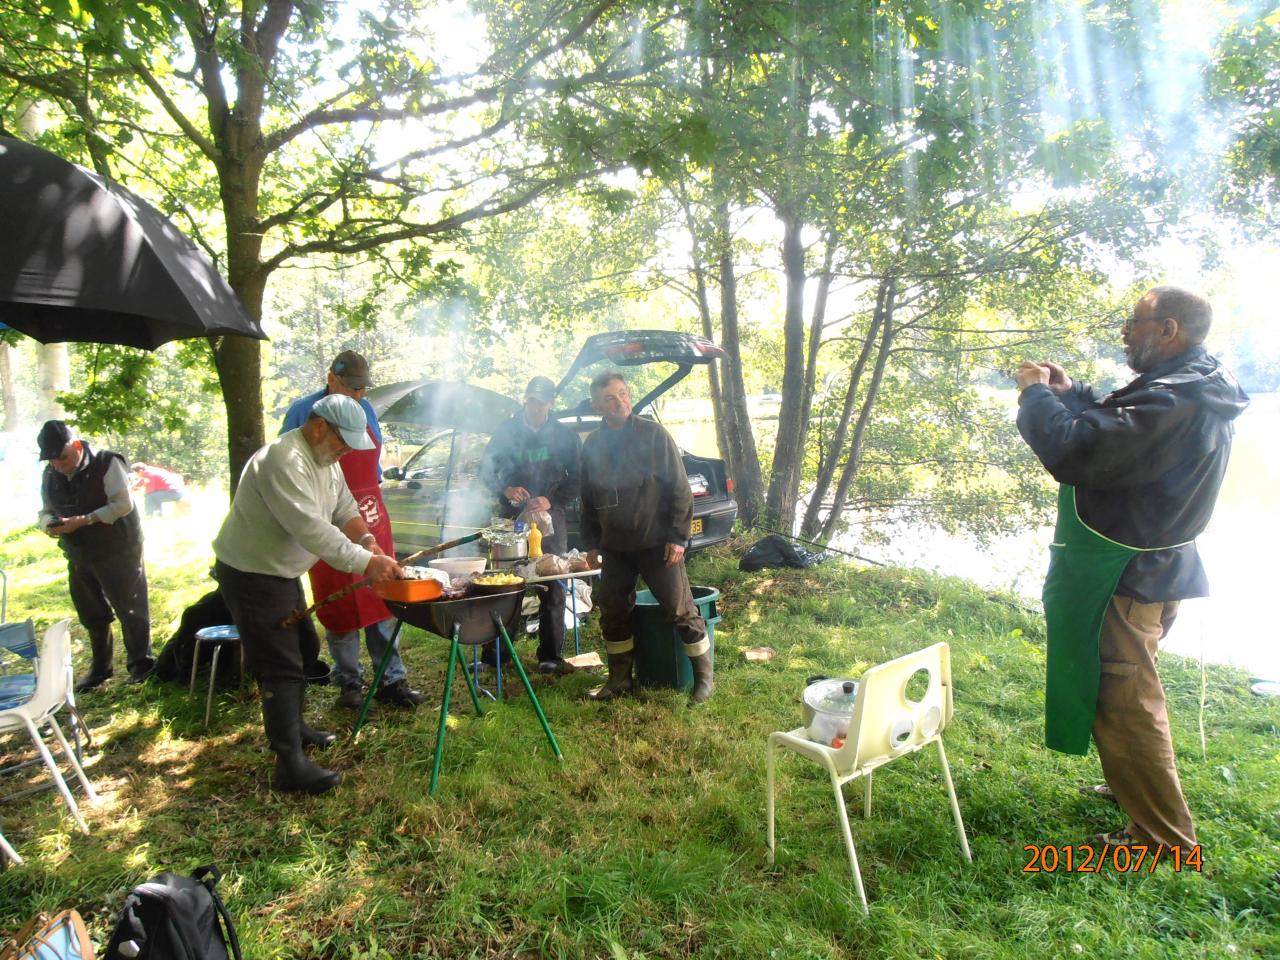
[1123,313,1167,332]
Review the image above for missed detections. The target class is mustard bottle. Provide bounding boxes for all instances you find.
[527,523,543,558]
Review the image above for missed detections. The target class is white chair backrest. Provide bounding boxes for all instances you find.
[839,642,953,769]
[24,621,73,718]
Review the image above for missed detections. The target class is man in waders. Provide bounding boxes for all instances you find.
[1015,286,1248,851]
[214,394,403,794]
[579,371,713,704]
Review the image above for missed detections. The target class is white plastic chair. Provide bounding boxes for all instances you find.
[766,642,971,913]
[0,621,99,835]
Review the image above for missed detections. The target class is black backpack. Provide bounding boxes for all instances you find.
[103,865,242,960]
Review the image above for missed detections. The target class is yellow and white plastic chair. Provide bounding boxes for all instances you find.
[766,641,971,912]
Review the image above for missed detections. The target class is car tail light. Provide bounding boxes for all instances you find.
[726,477,735,494]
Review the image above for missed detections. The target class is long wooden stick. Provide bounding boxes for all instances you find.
[278,531,483,627]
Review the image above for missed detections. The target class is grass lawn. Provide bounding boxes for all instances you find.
[1,514,1278,958]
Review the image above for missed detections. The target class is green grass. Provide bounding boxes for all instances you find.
[2,524,1278,958]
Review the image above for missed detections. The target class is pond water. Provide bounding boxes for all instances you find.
[845,393,1280,680]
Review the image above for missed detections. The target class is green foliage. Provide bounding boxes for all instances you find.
[1207,4,1280,228]
[56,340,227,482]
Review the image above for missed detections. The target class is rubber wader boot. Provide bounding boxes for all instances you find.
[590,649,635,701]
[262,681,341,794]
[688,651,714,704]
[74,623,115,691]
[298,697,337,751]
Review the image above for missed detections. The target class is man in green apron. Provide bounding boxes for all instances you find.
[1015,286,1248,850]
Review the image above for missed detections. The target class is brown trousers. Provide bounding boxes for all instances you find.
[1093,596,1196,849]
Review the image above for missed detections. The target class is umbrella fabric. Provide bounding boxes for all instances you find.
[0,136,265,349]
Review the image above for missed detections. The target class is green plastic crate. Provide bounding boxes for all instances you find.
[631,585,720,691]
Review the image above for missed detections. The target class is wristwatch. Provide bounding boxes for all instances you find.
[358,532,377,547]
[83,514,99,525]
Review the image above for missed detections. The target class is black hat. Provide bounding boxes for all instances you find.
[524,376,556,402]
[37,420,73,460]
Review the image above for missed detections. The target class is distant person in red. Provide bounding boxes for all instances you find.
[130,462,186,517]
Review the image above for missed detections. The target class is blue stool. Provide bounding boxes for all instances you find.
[189,625,240,729]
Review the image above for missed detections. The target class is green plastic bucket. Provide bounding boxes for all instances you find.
[631,585,720,691]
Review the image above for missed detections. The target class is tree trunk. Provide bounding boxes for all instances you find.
[819,282,896,542]
[36,343,69,423]
[764,213,808,531]
[0,342,18,431]
[678,189,731,467]
[712,200,765,528]
[799,277,891,538]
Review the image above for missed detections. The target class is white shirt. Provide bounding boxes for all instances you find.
[213,429,372,579]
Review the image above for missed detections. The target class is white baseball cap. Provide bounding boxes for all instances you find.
[312,394,374,450]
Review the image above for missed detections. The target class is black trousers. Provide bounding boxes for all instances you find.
[66,546,152,677]
[213,561,310,684]
[598,545,706,655]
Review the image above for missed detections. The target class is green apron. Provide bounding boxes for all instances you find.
[1042,484,1140,755]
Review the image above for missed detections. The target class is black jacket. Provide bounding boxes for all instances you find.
[480,414,581,518]
[580,415,692,551]
[1017,345,1248,602]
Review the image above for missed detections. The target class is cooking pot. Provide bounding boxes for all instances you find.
[802,676,859,746]
[484,533,528,562]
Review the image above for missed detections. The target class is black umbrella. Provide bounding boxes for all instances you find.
[0,136,266,349]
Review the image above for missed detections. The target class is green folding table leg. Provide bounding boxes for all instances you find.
[494,614,563,761]
[429,622,464,796]
[353,619,405,739]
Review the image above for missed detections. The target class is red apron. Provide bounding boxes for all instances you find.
[308,425,393,631]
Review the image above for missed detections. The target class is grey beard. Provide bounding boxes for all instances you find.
[1127,334,1162,373]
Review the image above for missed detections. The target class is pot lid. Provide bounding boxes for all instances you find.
[803,678,858,713]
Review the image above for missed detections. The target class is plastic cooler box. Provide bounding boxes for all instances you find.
[631,585,720,691]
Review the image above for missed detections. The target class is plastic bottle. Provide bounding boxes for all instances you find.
[527,523,543,558]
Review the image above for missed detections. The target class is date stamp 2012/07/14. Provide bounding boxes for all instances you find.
[1023,843,1202,874]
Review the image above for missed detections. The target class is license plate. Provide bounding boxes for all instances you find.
[690,518,703,536]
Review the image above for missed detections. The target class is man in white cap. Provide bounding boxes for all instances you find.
[213,394,402,795]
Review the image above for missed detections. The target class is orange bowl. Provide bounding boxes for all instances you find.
[373,578,443,603]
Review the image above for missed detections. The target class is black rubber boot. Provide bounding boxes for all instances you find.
[298,694,337,750]
[590,649,635,701]
[688,651,714,704]
[74,624,115,691]
[262,681,341,794]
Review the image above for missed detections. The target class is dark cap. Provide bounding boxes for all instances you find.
[37,420,73,460]
[524,376,556,402]
[330,350,371,390]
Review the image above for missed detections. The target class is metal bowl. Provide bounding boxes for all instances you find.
[802,677,859,745]
[484,535,528,562]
